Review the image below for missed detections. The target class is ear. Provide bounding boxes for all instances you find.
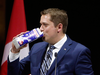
[57,23,63,33]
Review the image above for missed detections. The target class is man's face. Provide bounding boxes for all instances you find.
[40,14,58,44]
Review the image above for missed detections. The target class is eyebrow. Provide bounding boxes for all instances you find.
[40,22,48,24]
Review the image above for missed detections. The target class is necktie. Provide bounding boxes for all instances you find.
[40,45,55,75]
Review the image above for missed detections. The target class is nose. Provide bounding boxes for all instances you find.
[40,25,44,32]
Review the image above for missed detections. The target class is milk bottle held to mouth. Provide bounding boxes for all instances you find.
[13,28,43,49]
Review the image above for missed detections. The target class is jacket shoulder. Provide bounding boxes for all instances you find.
[30,42,48,53]
[32,42,48,47]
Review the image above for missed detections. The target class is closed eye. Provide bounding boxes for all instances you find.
[40,22,49,27]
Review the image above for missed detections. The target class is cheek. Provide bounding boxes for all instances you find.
[44,29,52,37]
[44,27,50,33]
[44,26,57,36]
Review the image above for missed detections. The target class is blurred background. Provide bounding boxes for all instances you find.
[0,0,99,75]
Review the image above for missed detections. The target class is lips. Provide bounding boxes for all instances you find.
[42,33,45,37]
[42,34,45,40]
[43,35,45,37]
[42,36,45,40]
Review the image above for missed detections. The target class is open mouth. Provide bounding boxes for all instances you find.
[42,36,45,40]
[42,34,45,40]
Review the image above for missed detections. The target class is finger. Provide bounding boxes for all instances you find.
[25,31,29,33]
[19,32,25,36]
[13,31,29,42]
[19,31,29,36]
[24,44,27,47]
[16,32,25,37]
[20,44,28,49]
[13,36,16,40]
[14,31,29,38]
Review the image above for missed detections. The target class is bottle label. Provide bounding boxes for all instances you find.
[13,28,43,49]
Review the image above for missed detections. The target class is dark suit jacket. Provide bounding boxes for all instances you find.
[8,36,94,75]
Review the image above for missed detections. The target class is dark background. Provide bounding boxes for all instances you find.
[0,0,99,75]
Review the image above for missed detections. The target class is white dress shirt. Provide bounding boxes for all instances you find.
[47,34,67,69]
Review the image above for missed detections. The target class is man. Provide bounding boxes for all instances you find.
[8,8,94,75]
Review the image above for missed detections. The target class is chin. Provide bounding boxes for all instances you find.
[42,37,49,43]
[42,37,45,41]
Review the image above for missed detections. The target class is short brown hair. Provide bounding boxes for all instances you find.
[40,8,68,33]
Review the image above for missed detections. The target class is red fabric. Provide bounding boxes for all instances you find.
[0,61,7,75]
[6,0,27,44]
[0,0,27,75]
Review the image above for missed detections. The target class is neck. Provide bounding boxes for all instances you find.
[50,33,65,45]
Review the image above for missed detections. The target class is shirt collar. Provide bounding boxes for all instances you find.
[53,34,67,49]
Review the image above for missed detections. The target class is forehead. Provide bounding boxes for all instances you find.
[40,14,51,22]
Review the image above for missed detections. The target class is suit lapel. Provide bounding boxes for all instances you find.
[47,36,73,75]
[38,43,49,68]
[31,42,49,71]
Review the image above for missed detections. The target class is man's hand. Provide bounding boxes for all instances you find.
[11,31,28,53]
